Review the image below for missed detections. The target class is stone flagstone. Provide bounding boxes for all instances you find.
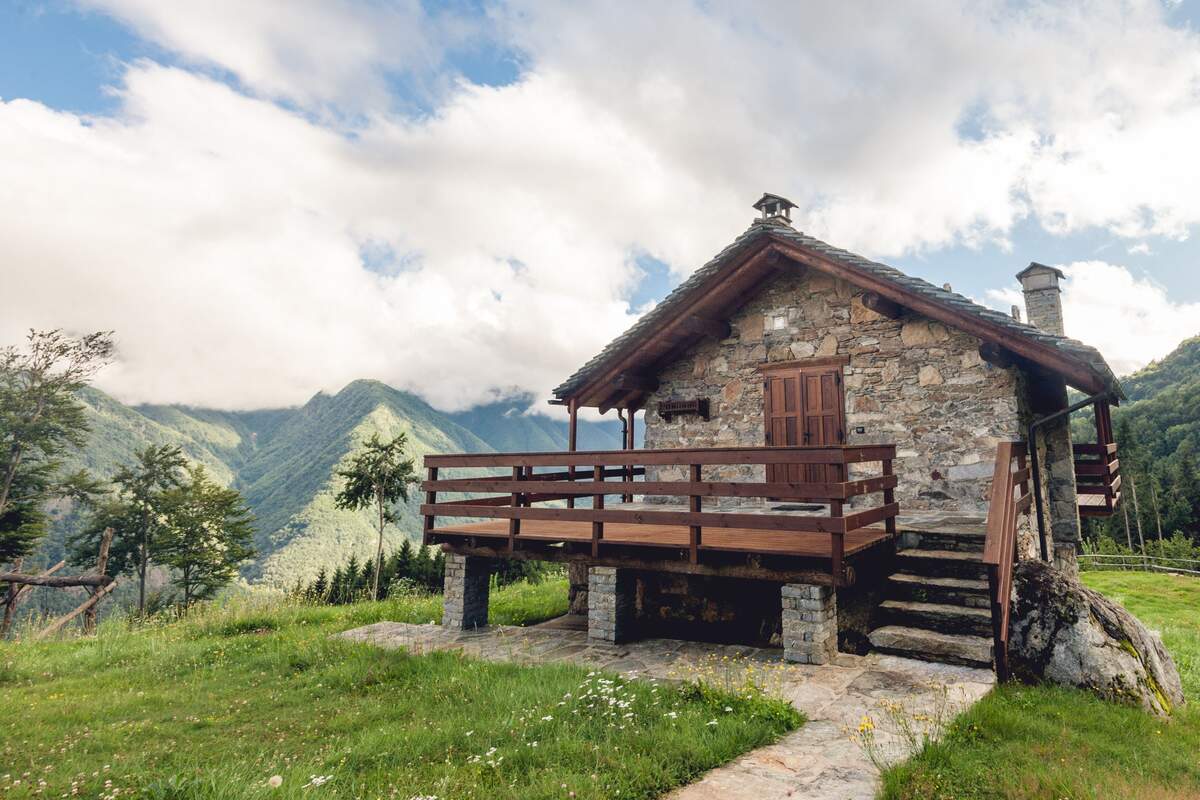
[338,617,994,799]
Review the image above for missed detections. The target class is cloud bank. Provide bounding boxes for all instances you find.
[2,1,1199,409]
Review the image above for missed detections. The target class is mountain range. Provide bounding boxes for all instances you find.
[58,380,623,586]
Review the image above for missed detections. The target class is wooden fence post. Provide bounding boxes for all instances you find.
[688,464,701,564]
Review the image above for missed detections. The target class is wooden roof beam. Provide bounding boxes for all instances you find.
[861,291,903,320]
[613,372,659,393]
[979,342,1016,370]
[677,315,731,340]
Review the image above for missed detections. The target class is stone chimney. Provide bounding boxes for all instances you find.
[1016,262,1066,336]
[752,192,796,226]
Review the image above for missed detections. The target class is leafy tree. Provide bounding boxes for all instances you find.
[113,444,187,615]
[158,465,256,608]
[0,329,112,561]
[333,433,418,601]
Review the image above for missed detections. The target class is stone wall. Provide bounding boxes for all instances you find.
[643,267,1026,513]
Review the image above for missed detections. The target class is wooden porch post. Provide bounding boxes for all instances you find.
[623,407,637,502]
[567,397,578,509]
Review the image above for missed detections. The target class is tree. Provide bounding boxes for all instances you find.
[333,433,418,601]
[0,329,113,561]
[113,444,187,615]
[158,465,256,608]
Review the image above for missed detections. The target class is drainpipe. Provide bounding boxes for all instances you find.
[1027,389,1114,562]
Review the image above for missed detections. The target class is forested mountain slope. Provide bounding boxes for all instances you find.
[50,380,622,586]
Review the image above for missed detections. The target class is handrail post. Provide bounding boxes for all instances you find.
[423,466,438,546]
[592,465,604,558]
[688,464,701,564]
[882,458,897,536]
[508,465,523,553]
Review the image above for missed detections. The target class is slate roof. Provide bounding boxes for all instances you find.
[553,221,1122,400]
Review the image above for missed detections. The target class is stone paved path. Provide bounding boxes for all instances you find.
[338,618,994,800]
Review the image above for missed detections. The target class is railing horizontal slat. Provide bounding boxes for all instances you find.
[424,444,896,468]
[419,503,849,533]
[421,474,898,501]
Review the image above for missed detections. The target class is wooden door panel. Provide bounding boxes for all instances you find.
[765,365,846,487]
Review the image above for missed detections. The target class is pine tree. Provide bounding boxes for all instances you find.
[311,567,328,600]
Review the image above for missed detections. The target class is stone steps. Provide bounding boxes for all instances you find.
[879,599,993,637]
[887,573,991,608]
[906,529,986,554]
[869,542,996,669]
[895,548,989,581]
[868,625,994,668]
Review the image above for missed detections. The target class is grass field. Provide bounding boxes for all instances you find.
[0,578,802,800]
[881,571,1200,800]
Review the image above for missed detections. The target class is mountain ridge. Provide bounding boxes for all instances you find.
[59,379,623,586]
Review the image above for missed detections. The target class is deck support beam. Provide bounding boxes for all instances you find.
[781,583,838,665]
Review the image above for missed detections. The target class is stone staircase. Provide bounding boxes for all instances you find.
[868,528,995,668]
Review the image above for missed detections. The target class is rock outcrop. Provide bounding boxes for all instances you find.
[1008,560,1185,716]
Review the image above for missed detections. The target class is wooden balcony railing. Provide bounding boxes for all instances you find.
[982,441,1032,682]
[420,445,899,587]
[1074,442,1121,517]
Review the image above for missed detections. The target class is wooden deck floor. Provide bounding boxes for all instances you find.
[430,519,892,559]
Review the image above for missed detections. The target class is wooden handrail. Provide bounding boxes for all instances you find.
[421,444,898,587]
[982,441,1031,682]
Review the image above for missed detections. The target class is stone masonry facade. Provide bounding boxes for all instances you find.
[588,566,634,644]
[442,553,490,631]
[781,583,837,664]
[643,267,1027,514]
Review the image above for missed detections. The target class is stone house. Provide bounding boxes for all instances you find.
[424,193,1123,672]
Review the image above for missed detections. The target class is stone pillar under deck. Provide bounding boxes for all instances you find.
[782,583,838,665]
[588,566,634,643]
[443,553,491,631]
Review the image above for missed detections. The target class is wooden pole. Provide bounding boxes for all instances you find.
[1130,478,1148,569]
[1151,484,1165,555]
[84,528,114,635]
[35,579,121,641]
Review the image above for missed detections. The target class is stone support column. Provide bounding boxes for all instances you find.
[588,566,634,643]
[1042,417,1081,574]
[442,553,491,631]
[782,583,838,664]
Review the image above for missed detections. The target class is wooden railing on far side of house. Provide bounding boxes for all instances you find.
[419,445,899,587]
[982,441,1033,682]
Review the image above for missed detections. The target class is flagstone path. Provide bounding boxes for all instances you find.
[339,616,994,800]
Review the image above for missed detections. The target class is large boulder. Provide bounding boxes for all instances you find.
[1008,560,1185,716]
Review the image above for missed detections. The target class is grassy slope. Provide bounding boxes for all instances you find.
[881,572,1200,800]
[0,580,802,800]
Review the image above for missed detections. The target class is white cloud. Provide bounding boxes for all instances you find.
[2,1,1200,410]
[987,262,1200,376]
[76,0,475,112]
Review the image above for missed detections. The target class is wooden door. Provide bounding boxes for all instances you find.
[764,364,846,485]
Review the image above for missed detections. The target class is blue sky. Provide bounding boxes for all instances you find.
[2,1,1199,409]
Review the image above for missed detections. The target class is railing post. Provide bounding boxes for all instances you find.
[882,458,897,536]
[592,465,604,558]
[829,462,845,586]
[688,464,701,564]
[423,466,438,546]
[508,465,523,553]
